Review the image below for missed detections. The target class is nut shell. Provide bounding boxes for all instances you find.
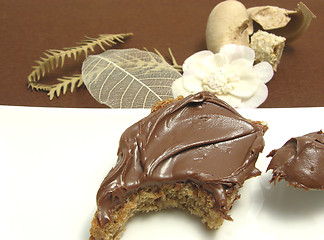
[206,0,253,53]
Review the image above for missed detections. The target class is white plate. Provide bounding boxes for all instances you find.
[0,106,323,240]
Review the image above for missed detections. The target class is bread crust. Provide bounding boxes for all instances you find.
[90,94,266,240]
[90,182,239,240]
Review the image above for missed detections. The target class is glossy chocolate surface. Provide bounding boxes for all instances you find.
[267,130,324,190]
[96,91,265,226]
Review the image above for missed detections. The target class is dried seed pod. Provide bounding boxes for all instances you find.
[248,2,316,42]
[206,0,253,53]
[250,30,286,72]
[247,6,295,30]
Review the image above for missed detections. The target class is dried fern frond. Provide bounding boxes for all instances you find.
[144,48,183,73]
[28,74,83,100]
[28,81,52,92]
[28,33,133,84]
[27,33,132,100]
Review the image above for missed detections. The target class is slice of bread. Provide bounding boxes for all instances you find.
[90,91,266,240]
[90,182,240,240]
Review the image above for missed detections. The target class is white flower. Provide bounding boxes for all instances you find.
[172,44,274,108]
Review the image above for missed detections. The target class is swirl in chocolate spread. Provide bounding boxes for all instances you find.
[267,130,324,190]
[96,91,265,226]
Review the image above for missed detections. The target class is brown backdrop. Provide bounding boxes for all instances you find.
[0,0,323,108]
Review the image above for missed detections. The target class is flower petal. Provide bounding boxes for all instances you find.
[230,58,253,73]
[182,73,203,93]
[171,77,191,97]
[217,94,242,108]
[220,44,255,64]
[183,50,214,70]
[186,53,228,78]
[240,83,268,108]
[238,69,258,82]
[253,62,274,83]
[184,62,208,79]
[202,53,228,70]
[230,77,260,98]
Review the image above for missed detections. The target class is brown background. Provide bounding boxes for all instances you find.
[0,0,323,108]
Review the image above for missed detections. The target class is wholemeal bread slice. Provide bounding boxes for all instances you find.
[90,91,267,240]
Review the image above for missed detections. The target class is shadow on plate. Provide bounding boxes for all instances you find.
[260,178,324,220]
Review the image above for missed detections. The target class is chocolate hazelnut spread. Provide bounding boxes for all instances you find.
[96,91,265,226]
[267,130,324,190]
